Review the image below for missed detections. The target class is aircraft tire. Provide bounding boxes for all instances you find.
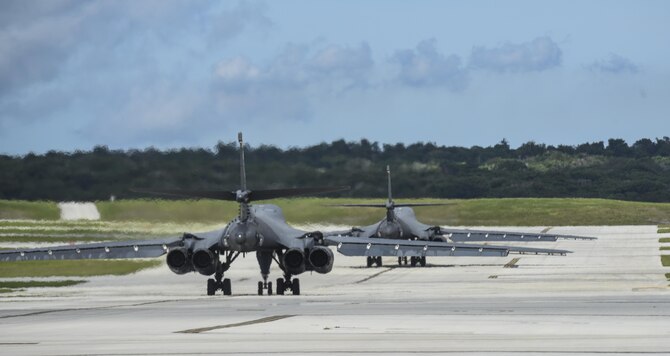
[397,257,402,266]
[267,281,273,295]
[376,256,383,267]
[222,278,232,296]
[366,257,373,267]
[410,256,417,267]
[276,278,285,295]
[207,279,216,296]
[257,281,263,295]
[292,278,300,295]
[420,256,426,267]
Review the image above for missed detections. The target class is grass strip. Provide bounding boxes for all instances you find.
[662,255,670,267]
[661,247,670,251]
[0,260,162,278]
[660,238,670,243]
[666,273,670,281]
[0,280,86,289]
[0,228,156,235]
[0,201,60,220]
[0,288,12,293]
[0,236,121,243]
[96,198,670,226]
[659,228,670,234]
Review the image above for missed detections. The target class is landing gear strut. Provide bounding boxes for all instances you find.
[273,250,300,295]
[276,274,300,295]
[366,256,383,267]
[206,251,239,296]
[257,275,273,296]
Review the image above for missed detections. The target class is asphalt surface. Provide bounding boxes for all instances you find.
[1,225,669,355]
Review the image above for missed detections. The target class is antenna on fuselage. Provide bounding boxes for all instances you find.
[238,132,247,191]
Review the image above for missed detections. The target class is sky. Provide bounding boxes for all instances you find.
[0,0,668,155]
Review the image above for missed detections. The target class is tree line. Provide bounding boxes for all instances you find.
[1,137,670,202]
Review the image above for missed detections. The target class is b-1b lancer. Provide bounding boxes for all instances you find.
[333,166,595,267]
[0,134,574,296]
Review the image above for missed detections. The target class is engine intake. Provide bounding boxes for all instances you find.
[192,249,217,276]
[282,248,305,275]
[308,246,334,274]
[166,248,193,275]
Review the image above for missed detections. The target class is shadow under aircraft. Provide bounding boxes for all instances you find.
[332,166,595,267]
[0,134,575,296]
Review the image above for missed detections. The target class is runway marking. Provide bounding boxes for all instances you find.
[541,226,553,233]
[176,314,295,334]
[0,299,178,319]
[504,257,521,268]
[354,267,392,284]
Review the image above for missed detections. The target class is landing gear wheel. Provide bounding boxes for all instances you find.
[366,256,373,268]
[420,256,426,267]
[410,256,417,267]
[292,278,300,295]
[276,278,285,295]
[222,278,232,296]
[257,281,263,295]
[207,278,216,296]
[267,281,273,295]
[398,257,402,266]
[403,256,408,265]
[375,256,383,267]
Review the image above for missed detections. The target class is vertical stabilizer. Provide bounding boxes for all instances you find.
[386,165,393,203]
[238,132,247,191]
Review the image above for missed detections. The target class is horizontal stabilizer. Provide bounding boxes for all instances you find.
[131,188,237,201]
[330,202,450,208]
[132,186,349,202]
[250,186,349,201]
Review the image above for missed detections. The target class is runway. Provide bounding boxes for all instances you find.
[1,226,669,355]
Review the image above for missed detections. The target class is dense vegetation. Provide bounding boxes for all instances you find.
[2,137,670,202]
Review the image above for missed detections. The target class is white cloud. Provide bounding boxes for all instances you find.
[588,53,639,74]
[390,39,468,90]
[469,36,562,72]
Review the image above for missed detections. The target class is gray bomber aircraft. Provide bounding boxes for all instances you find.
[0,134,574,296]
[334,166,595,267]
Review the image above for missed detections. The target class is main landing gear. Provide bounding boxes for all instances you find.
[366,256,383,267]
[276,274,300,295]
[397,256,426,267]
[207,251,239,296]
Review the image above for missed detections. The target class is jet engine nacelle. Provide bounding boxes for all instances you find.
[192,249,217,276]
[308,246,334,274]
[282,248,305,275]
[166,248,194,275]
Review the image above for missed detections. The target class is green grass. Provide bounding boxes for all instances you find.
[0,260,162,278]
[662,255,670,267]
[666,273,670,281]
[0,201,59,220]
[660,238,670,243]
[0,288,12,293]
[0,280,85,289]
[96,199,232,223]
[0,236,118,243]
[93,197,670,226]
[4,197,670,226]
[659,227,670,234]
[661,247,670,251]
[0,228,154,235]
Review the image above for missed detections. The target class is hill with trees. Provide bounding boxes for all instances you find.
[2,137,670,202]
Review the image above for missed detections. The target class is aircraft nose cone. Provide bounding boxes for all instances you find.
[235,233,246,244]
